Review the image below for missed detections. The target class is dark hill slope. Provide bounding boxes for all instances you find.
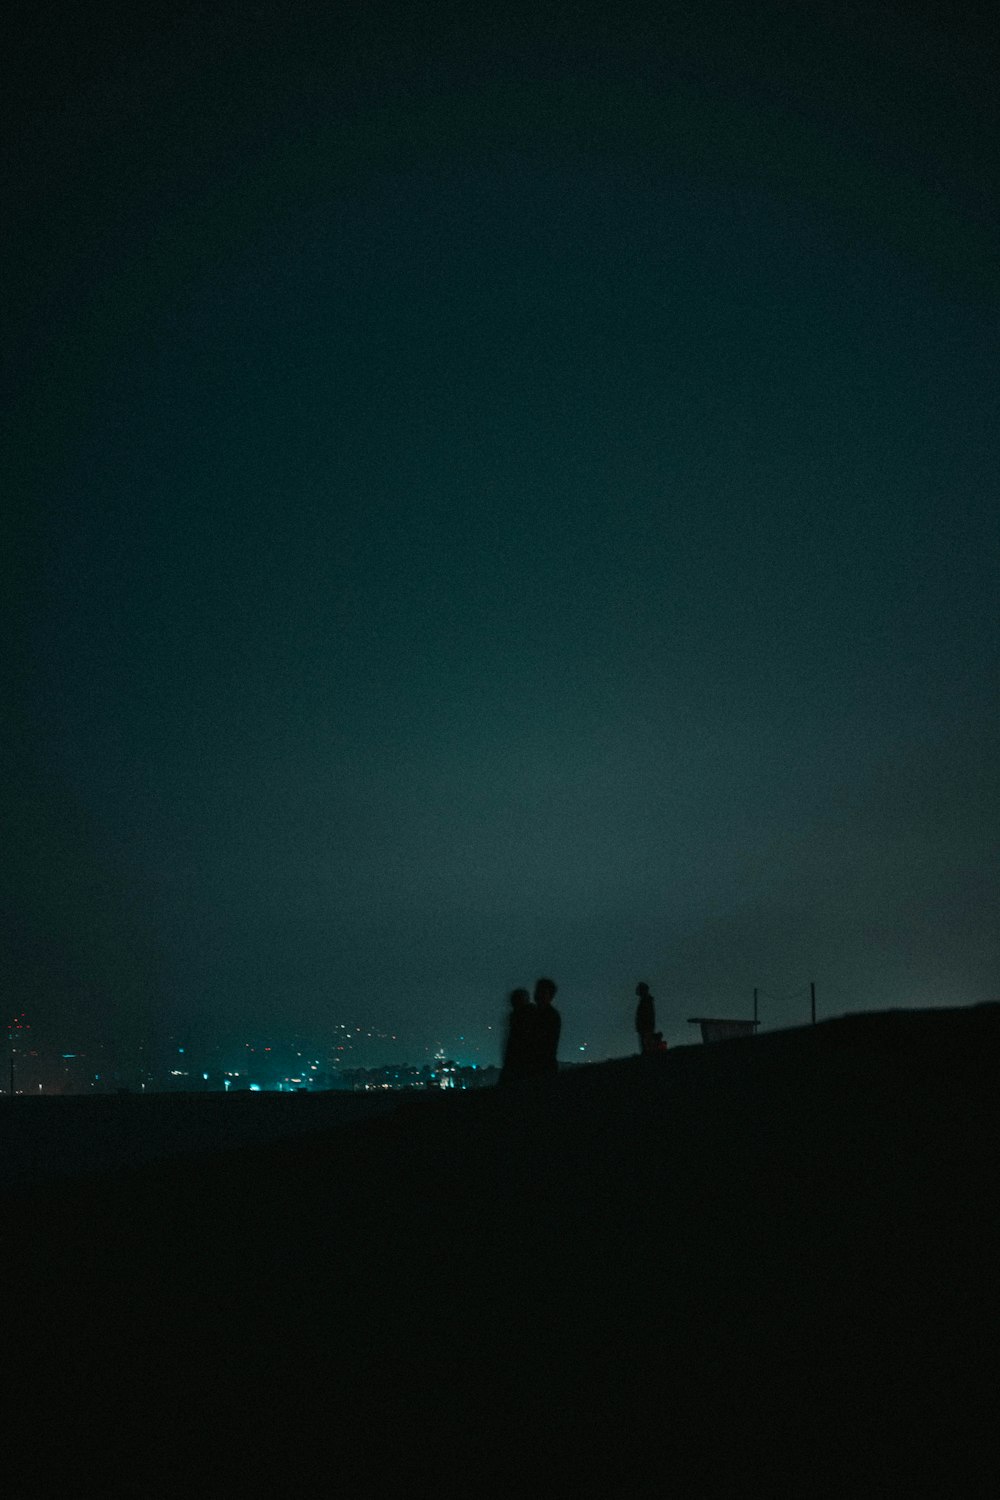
[4,1005,998,1495]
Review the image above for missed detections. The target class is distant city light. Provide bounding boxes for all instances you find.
[249,1084,262,1092]
[8,1019,505,1094]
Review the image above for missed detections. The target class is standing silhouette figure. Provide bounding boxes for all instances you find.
[533,977,560,1076]
[499,988,535,1085]
[635,981,655,1054]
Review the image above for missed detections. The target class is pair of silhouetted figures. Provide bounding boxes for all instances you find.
[499,978,561,1084]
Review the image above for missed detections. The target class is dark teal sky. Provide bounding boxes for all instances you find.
[5,3,998,1060]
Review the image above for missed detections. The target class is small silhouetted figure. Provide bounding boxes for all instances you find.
[499,987,535,1085]
[533,977,560,1076]
[635,981,656,1054]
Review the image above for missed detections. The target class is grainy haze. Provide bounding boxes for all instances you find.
[5,2,997,1061]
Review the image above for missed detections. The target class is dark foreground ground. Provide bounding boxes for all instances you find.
[3,1005,999,1496]
[0,1088,400,1190]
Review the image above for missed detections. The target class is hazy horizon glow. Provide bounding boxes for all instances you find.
[5,4,997,1059]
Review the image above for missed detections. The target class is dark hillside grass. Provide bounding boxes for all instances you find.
[4,1005,998,1494]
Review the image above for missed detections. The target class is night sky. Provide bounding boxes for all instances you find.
[5,2,998,1063]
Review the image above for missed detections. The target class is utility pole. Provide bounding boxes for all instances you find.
[810,981,816,1025]
[753,987,758,1027]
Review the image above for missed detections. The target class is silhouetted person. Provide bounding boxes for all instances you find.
[532,977,560,1076]
[499,987,535,1085]
[635,981,655,1054]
